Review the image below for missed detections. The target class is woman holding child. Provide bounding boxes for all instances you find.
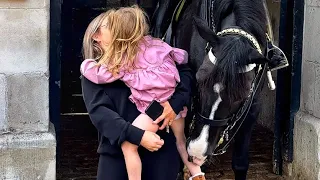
[81,5,205,180]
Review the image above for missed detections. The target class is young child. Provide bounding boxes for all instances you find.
[80,5,205,180]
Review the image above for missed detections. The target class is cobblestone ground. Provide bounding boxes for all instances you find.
[57,116,285,180]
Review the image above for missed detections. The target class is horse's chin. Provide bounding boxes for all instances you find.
[186,125,210,163]
[186,124,224,162]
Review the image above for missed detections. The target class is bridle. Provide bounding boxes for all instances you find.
[193,20,270,156]
[161,0,278,156]
[217,28,263,54]
[191,0,287,155]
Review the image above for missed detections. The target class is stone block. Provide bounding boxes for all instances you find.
[307,0,320,7]
[293,112,320,180]
[0,74,7,132]
[0,9,49,74]
[301,61,316,115]
[7,73,49,133]
[315,65,320,118]
[0,0,49,9]
[0,124,56,180]
[303,6,320,64]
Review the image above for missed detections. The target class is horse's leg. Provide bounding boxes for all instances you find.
[231,97,261,180]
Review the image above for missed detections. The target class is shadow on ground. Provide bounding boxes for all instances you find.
[57,116,284,180]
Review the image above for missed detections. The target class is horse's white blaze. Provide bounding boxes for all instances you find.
[208,50,217,64]
[208,50,256,73]
[209,84,222,120]
[187,83,223,160]
[187,125,210,161]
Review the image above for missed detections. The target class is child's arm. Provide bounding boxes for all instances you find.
[80,59,123,84]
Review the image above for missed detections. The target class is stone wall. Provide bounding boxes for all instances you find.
[292,1,320,179]
[0,0,56,179]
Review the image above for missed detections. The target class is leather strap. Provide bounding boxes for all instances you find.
[196,112,232,127]
[162,0,186,45]
[213,63,267,155]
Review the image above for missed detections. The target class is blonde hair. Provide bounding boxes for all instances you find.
[82,12,109,60]
[82,5,149,75]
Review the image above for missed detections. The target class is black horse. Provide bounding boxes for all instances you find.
[151,0,287,179]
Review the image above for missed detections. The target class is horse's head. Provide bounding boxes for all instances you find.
[186,16,268,162]
[194,15,268,102]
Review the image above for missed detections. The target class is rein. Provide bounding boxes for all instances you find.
[212,64,267,155]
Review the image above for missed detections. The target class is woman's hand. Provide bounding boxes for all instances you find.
[153,101,177,130]
[140,131,164,152]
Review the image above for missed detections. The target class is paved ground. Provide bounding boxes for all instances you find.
[57,116,285,180]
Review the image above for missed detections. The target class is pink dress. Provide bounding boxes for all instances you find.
[80,36,188,115]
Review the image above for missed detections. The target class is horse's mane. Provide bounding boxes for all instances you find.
[199,38,252,102]
[214,0,267,45]
[200,0,267,102]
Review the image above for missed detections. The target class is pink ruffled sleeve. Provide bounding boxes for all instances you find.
[170,47,188,65]
[80,59,123,84]
[155,38,188,65]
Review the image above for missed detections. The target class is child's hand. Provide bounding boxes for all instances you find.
[153,101,177,130]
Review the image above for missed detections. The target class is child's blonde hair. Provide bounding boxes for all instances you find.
[82,5,149,75]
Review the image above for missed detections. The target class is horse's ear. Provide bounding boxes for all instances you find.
[193,16,219,46]
[248,48,268,64]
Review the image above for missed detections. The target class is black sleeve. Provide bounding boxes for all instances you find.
[168,63,195,114]
[81,77,145,146]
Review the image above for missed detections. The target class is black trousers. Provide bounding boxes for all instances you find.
[97,130,180,180]
[232,97,262,180]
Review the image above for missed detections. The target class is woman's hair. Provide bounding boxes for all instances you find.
[82,12,109,61]
[82,5,149,75]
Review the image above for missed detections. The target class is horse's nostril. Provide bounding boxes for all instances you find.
[188,155,193,162]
